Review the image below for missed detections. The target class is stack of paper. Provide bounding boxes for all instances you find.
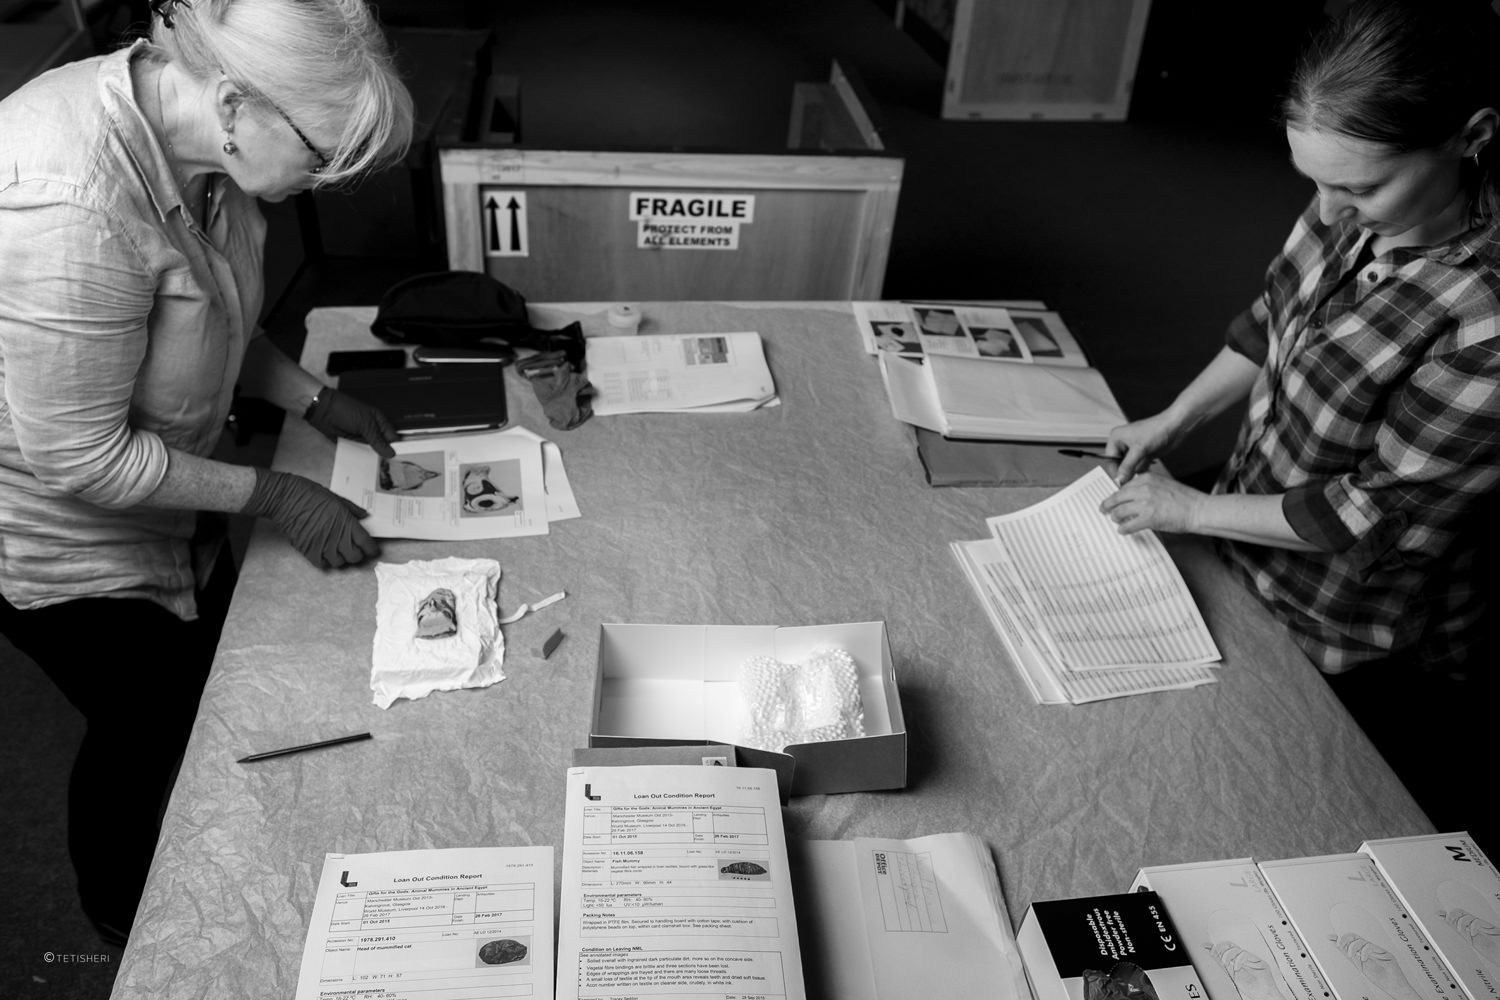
[951,468,1221,704]
[329,427,581,541]
[854,300,1126,443]
[586,331,778,414]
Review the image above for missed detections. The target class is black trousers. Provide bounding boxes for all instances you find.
[0,557,235,937]
[1325,659,1498,856]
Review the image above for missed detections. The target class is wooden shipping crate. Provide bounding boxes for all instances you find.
[439,63,901,302]
[941,0,1153,121]
[439,148,902,301]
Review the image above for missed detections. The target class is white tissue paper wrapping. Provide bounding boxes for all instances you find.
[740,647,865,752]
[372,557,505,709]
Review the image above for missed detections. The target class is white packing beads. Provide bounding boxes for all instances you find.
[741,647,865,753]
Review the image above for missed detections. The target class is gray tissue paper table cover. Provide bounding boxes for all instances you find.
[111,302,1430,999]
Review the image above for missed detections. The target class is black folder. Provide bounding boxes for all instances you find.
[913,427,1098,487]
[336,365,508,434]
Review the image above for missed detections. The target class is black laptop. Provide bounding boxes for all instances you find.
[336,365,508,435]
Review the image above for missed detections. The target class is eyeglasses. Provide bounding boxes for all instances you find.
[266,98,331,175]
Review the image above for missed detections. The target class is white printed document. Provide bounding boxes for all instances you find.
[330,428,551,540]
[558,765,805,1000]
[793,832,1030,1000]
[985,467,1221,670]
[586,332,778,414]
[951,538,1218,704]
[294,845,555,1000]
[952,467,1221,704]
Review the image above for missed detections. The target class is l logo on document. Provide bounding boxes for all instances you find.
[340,871,358,887]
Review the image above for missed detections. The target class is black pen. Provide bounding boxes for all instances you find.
[237,732,372,763]
[1057,448,1116,461]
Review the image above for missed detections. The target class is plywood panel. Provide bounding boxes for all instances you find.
[440,148,903,300]
[943,0,1152,120]
[479,187,864,301]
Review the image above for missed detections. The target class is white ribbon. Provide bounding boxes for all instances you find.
[498,590,566,625]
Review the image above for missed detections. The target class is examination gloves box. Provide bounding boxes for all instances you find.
[1017,890,1209,1000]
[1129,836,1497,1000]
[1131,859,1332,1000]
[587,621,906,797]
[1259,853,1462,1000]
[1359,833,1500,1000]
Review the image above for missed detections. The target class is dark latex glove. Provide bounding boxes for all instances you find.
[516,350,595,430]
[304,386,398,458]
[242,468,380,569]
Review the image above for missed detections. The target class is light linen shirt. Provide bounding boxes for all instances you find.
[0,42,265,619]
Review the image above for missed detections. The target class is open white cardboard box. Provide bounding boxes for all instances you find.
[589,621,907,796]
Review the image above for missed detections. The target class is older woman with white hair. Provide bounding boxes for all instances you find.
[0,0,413,944]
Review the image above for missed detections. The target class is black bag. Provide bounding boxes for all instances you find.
[371,271,585,369]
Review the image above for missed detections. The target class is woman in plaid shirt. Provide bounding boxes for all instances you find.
[1102,1,1500,730]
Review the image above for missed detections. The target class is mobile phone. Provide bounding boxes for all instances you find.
[326,349,408,376]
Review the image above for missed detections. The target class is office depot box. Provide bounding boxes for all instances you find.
[589,621,906,797]
[1133,858,1332,1000]
[1360,833,1500,1000]
[1017,890,1208,1000]
[1261,854,1463,1000]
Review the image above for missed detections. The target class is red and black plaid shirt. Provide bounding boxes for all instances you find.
[1217,197,1500,673]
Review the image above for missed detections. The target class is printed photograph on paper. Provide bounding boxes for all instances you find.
[914,307,963,338]
[1012,315,1064,359]
[872,320,923,356]
[684,335,730,366]
[970,326,1023,359]
[459,460,523,517]
[377,452,445,497]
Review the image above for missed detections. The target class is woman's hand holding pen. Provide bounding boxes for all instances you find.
[1099,472,1206,536]
[1100,409,1205,535]
[1104,411,1184,484]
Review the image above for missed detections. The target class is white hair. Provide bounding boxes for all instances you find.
[148,0,413,186]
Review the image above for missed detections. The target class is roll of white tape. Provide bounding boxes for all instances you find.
[607,303,641,334]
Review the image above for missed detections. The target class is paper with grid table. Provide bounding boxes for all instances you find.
[952,467,1221,704]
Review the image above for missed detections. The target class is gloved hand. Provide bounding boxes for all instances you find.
[304,386,398,458]
[242,468,380,568]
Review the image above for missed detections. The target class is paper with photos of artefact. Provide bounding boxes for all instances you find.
[330,428,551,540]
[585,331,778,414]
[983,467,1222,672]
[852,300,1087,366]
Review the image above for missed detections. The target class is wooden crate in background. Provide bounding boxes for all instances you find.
[941,0,1153,121]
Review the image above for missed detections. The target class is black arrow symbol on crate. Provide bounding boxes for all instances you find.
[507,197,522,252]
[486,196,500,253]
